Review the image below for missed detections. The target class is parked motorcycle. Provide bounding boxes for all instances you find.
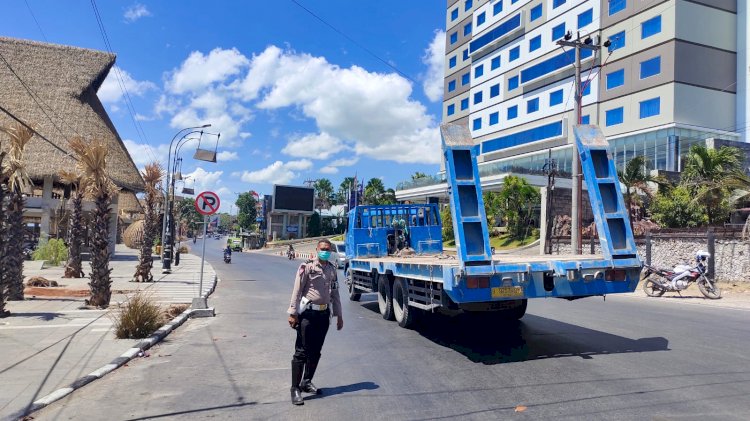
[641,251,721,299]
[223,252,231,264]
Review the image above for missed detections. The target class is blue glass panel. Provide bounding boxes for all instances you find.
[520,48,593,83]
[639,97,660,118]
[530,4,542,22]
[469,13,521,53]
[461,98,469,110]
[507,105,518,119]
[508,75,519,90]
[449,56,457,68]
[451,8,458,21]
[529,35,541,52]
[527,97,539,113]
[475,64,484,78]
[462,72,470,85]
[606,69,624,89]
[578,9,593,29]
[493,1,503,15]
[463,49,469,60]
[464,23,472,36]
[477,12,486,26]
[482,121,563,153]
[606,107,624,126]
[581,82,591,96]
[552,23,565,41]
[553,0,566,8]
[474,91,483,104]
[550,89,563,106]
[581,115,590,124]
[491,56,501,70]
[641,15,661,39]
[448,80,456,92]
[640,56,660,79]
[465,0,473,12]
[490,84,500,98]
[489,112,499,125]
[473,117,482,130]
[447,104,455,115]
[609,0,626,15]
[509,46,520,61]
[608,31,625,52]
[450,32,458,44]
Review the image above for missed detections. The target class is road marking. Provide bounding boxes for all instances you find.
[0,322,111,330]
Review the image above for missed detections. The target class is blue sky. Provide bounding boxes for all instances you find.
[5,0,446,212]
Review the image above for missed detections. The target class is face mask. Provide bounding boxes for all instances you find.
[318,251,331,261]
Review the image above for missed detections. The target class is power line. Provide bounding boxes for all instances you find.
[289,0,418,84]
[0,104,77,159]
[24,0,48,42]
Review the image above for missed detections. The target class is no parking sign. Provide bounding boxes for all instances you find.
[195,191,220,216]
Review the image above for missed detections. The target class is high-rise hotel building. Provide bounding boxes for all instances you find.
[397,0,747,201]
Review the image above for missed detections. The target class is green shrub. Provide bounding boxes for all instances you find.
[651,186,708,228]
[113,292,163,339]
[32,238,69,266]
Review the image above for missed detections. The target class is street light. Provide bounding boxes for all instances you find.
[161,124,211,273]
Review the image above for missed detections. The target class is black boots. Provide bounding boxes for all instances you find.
[291,362,304,405]
[300,360,320,394]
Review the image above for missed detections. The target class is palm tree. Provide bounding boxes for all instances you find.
[0,150,8,317]
[681,145,743,225]
[69,137,118,308]
[313,178,334,208]
[364,178,385,205]
[0,123,33,301]
[133,162,163,282]
[61,170,85,278]
[337,177,355,204]
[617,156,662,231]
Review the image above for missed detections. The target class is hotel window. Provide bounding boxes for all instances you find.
[507,105,518,119]
[474,91,483,104]
[606,69,624,90]
[549,89,563,106]
[530,4,542,22]
[508,75,519,90]
[609,0,626,16]
[552,23,565,41]
[473,117,482,130]
[639,97,660,118]
[527,97,539,113]
[461,72,470,85]
[451,8,458,21]
[450,32,458,44]
[463,49,469,60]
[578,9,593,29]
[489,111,499,125]
[449,56,457,68]
[493,1,503,16]
[581,82,591,96]
[465,0,473,12]
[461,98,469,110]
[608,31,625,52]
[490,83,500,98]
[491,56,501,70]
[448,80,456,92]
[581,115,590,124]
[447,104,455,115]
[640,56,661,79]
[553,0,566,8]
[529,35,541,52]
[509,46,520,61]
[477,11,486,26]
[475,64,484,78]
[641,15,661,39]
[464,23,472,36]
[606,107,624,126]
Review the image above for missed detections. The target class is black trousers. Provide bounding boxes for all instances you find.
[292,308,330,365]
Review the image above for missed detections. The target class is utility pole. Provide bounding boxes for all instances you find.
[556,31,605,255]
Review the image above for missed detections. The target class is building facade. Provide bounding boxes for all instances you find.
[397,0,745,201]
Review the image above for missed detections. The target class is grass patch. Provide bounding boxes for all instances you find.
[443,231,538,251]
[329,234,345,242]
[113,292,163,339]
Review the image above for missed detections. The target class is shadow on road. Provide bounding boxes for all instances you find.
[360,301,669,365]
[306,381,380,400]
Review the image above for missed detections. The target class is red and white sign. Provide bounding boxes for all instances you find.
[195,191,220,216]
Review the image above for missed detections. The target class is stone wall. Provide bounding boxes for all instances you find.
[549,237,750,283]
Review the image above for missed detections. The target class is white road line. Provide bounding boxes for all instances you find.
[0,323,112,330]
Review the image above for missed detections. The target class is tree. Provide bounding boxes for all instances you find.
[441,205,454,242]
[313,178,334,208]
[681,144,743,225]
[133,163,162,283]
[218,213,233,229]
[618,156,663,231]
[308,212,322,237]
[236,192,258,231]
[0,150,8,317]
[337,177,355,204]
[411,172,428,181]
[497,175,540,239]
[483,191,502,228]
[1,123,33,301]
[178,198,202,236]
[380,188,397,205]
[61,170,85,278]
[651,186,708,228]
[364,178,385,205]
[69,137,119,308]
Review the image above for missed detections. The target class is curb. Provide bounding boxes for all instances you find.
[17,273,219,420]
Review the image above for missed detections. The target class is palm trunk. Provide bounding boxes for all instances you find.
[5,190,26,301]
[133,193,157,282]
[0,153,8,316]
[64,191,85,278]
[88,191,112,308]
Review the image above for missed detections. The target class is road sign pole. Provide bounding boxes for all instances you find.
[193,215,209,309]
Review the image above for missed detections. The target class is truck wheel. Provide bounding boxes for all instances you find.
[506,299,527,320]
[377,275,394,320]
[392,278,416,328]
[346,267,361,301]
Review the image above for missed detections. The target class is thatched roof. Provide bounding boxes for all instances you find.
[118,191,143,213]
[0,37,144,192]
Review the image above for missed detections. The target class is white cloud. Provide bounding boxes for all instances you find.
[98,66,156,104]
[183,167,224,193]
[282,132,342,160]
[124,3,151,22]
[422,30,446,102]
[167,48,249,95]
[217,151,239,161]
[239,160,312,185]
[329,157,359,167]
[122,139,169,169]
[319,166,338,174]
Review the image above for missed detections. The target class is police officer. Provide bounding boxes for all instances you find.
[287,239,343,405]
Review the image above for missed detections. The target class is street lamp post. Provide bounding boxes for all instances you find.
[161,125,211,274]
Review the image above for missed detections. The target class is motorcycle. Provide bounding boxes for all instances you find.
[223,252,231,264]
[287,249,295,260]
[641,250,721,299]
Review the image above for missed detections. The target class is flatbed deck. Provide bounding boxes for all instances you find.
[353,253,604,267]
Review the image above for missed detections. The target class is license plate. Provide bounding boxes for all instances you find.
[491,286,524,298]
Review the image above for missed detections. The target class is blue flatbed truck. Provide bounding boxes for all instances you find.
[343,123,642,327]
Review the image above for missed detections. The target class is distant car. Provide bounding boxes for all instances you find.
[330,241,347,269]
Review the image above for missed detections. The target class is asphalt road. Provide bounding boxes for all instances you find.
[36,239,750,420]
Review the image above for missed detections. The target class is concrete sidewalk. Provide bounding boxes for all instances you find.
[0,245,216,420]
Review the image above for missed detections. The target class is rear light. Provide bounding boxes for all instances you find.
[466,276,490,289]
[605,269,627,281]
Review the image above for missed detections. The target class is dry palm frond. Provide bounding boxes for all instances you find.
[59,169,82,186]
[142,162,163,194]
[68,137,118,199]
[0,122,34,193]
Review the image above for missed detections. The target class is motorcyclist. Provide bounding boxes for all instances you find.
[224,245,232,258]
[288,244,295,257]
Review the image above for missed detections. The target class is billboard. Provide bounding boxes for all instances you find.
[272,185,314,213]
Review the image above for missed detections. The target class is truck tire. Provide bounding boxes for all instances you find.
[377,275,394,320]
[345,267,361,301]
[505,299,527,320]
[392,278,416,328]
